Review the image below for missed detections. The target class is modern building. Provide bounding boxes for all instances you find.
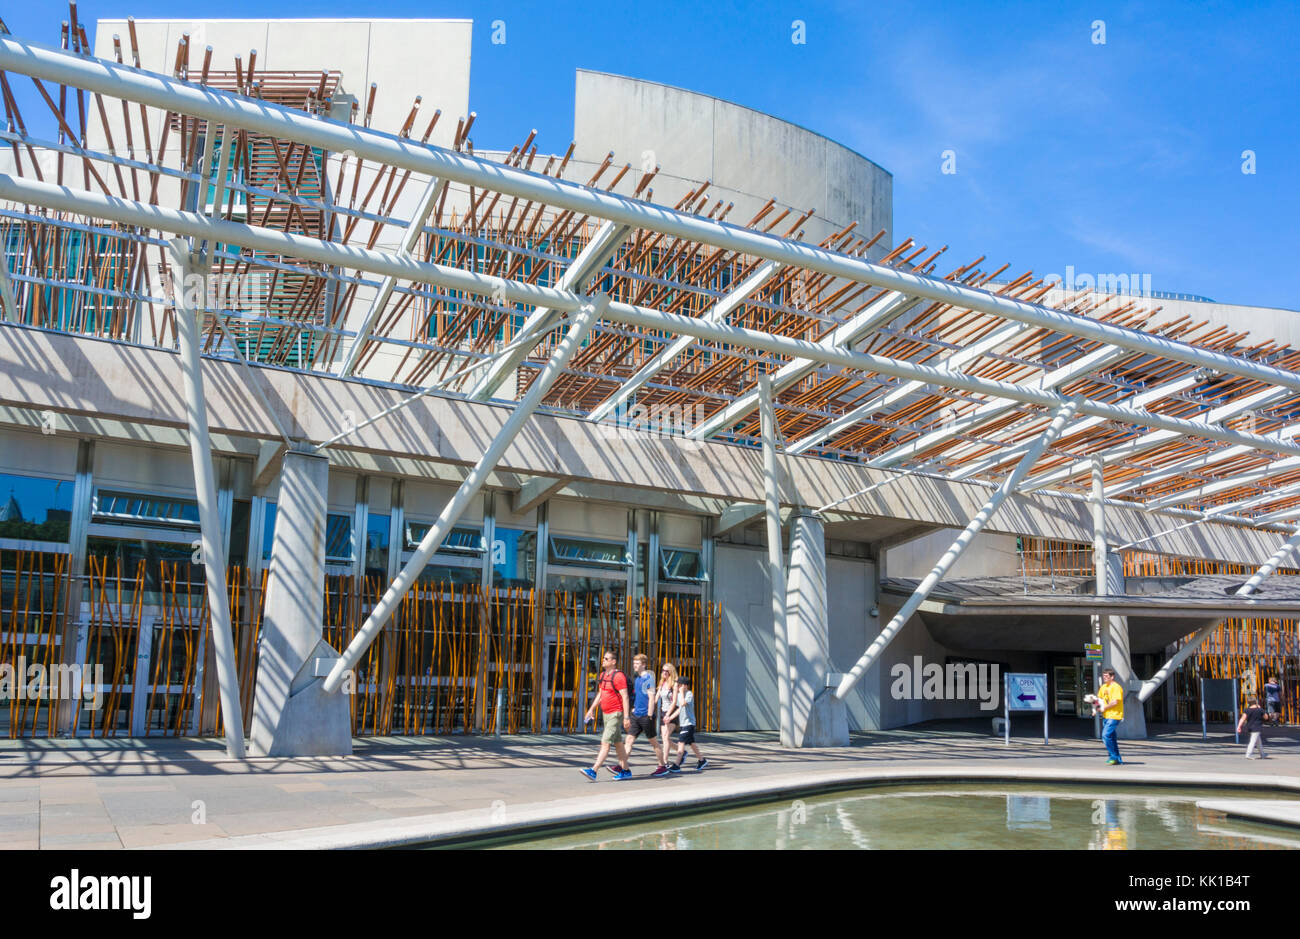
[0,16,1296,754]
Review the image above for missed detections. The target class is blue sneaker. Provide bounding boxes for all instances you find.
[615,768,633,781]
[696,759,709,771]
[581,767,598,781]
[668,763,683,774]
[605,765,622,778]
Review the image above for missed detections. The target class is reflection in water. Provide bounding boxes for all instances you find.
[489,785,1294,851]
[1006,795,1051,831]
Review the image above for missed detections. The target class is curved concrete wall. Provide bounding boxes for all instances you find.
[572,71,892,257]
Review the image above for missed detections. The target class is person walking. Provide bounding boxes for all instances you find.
[656,663,679,775]
[580,650,631,781]
[1091,667,1124,765]
[625,653,669,778]
[1264,675,1283,727]
[1238,695,1267,759]
[664,675,708,772]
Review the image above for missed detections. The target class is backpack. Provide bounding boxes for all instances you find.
[597,669,630,712]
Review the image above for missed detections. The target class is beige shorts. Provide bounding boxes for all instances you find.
[602,712,625,744]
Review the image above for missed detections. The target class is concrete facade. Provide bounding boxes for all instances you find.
[572,71,892,255]
[1,15,1296,748]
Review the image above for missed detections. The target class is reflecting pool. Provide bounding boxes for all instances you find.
[482,784,1297,850]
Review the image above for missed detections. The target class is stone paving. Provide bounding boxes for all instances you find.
[1,721,1297,848]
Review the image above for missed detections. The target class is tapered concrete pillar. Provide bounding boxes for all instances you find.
[249,449,352,756]
[1102,553,1147,740]
[786,510,848,747]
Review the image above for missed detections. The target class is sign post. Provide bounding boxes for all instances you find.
[1085,643,1102,740]
[1004,672,1049,745]
[1201,677,1241,742]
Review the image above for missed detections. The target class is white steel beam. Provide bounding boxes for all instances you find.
[868,343,1125,468]
[951,375,1200,480]
[1104,416,1300,500]
[323,294,607,693]
[833,400,1080,701]
[1144,454,1300,511]
[758,373,794,747]
[1198,480,1300,518]
[691,291,921,439]
[5,173,1300,463]
[3,36,1295,397]
[1254,506,1300,526]
[338,175,447,377]
[1021,385,1292,494]
[467,220,628,401]
[1138,524,1300,703]
[786,321,1029,455]
[1117,485,1300,552]
[587,258,781,423]
[169,240,246,758]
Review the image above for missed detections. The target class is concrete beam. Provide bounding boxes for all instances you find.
[715,503,766,538]
[251,439,287,493]
[512,475,569,514]
[0,325,1293,568]
[248,450,351,756]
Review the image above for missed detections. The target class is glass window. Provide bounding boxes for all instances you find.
[491,527,536,588]
[416,562,482,587]
[262,502,353,562]
[93,488,199,529]
[549,536,628,568]
[365,512,391,579]
[86,536,204,606]
[261,502,277,561]
[0,472,73,543]
[660,547,705,583]
[406,522,483,555]
[228,500,250,569]
[325,514,353,562]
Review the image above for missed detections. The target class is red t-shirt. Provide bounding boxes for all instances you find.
[598,669,628,714]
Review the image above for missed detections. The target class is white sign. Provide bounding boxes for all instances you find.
[1003,672,1050,746]
[1006,673,1048,711]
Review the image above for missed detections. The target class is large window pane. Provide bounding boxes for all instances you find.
[491,528,536,588]
[94,489,200,529]
[549,536,627,568]
[365,513,390,579]
[262,502,353,562]
[0,473,73,543]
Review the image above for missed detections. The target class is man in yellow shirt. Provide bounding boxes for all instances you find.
[1093,668,1125,765]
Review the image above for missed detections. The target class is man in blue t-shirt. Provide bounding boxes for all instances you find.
[1264,675,1283,727]
[625,653,669,777]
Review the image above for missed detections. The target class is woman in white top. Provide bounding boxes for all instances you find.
[656,663,678,748]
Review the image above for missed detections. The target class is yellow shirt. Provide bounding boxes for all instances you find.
[1098,681,1124,720]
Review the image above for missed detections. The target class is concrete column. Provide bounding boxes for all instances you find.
[248,449,351,756]
[1102,552,1147,740]
[786,510,848,747]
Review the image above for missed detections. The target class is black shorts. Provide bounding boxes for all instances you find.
[1267,700,1281,715]
[677,725,696,745]
[628,713,657,738]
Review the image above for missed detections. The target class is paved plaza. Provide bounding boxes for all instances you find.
[2,721,1297,849]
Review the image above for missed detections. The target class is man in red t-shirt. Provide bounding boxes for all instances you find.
[580,650,632,781]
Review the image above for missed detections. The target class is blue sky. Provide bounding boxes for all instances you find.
[5,0,1297,309]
